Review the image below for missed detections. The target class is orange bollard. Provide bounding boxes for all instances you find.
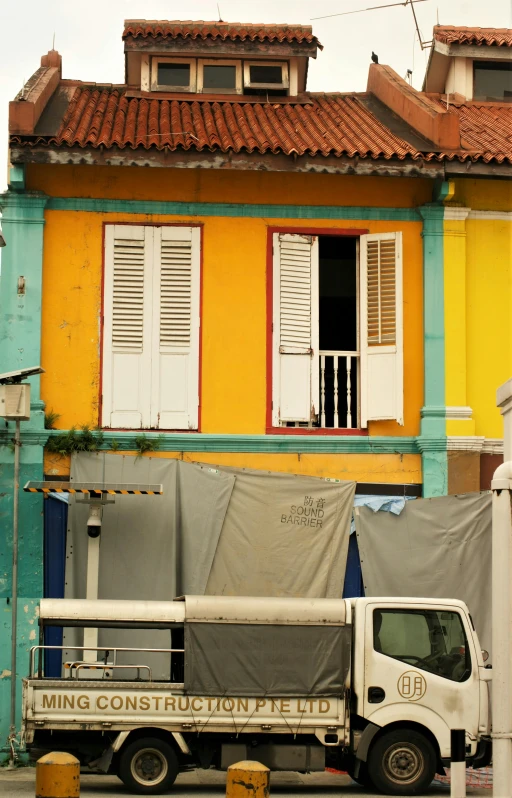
[226,760,270,798]
[35,752,80,797]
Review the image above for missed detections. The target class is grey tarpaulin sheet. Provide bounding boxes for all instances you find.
[184,623,351,696]
[64,454,235,677]
[201,465,356,598]
[355,491,492,656]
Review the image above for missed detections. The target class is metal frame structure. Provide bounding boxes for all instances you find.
[24,481,163,663]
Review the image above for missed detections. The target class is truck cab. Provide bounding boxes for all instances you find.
[350,598,491,792]
[22,595,491,795]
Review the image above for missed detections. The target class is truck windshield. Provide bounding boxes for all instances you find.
[373,609,471,683]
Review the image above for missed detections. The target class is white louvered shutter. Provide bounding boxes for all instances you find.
[360,232,403,426]
[151,226,200,429]
[102,225,153,428]
[272,233,319,425]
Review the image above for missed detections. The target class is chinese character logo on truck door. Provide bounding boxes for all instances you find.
[397,671,427,702]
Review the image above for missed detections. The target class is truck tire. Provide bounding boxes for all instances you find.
[348,760,374,788]
[118,736,179,795]
[367,729,436,795]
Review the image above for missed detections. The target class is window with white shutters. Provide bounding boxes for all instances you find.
[272,230,403,430]
[102,224,200,430]
[272,233,319,425]
[360,232,403,426]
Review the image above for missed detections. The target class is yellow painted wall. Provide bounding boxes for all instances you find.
[44,449,422,484]
[465,217,512,438]
[27,164,433,208]
[453,179,512,213]
[445,179,512,439]
[33,165,425,484]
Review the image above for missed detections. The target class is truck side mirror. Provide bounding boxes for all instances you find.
[481,650,489,662]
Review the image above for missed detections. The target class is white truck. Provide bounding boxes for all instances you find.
[22,595,492,796]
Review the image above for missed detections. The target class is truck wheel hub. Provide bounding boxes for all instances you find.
[385,744,423,783]
[132,748,168,785]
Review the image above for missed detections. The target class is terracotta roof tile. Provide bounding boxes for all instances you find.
[122,19,320,47]
[434,25,512,47]
[433,100,512,163]
[11,87,512,164]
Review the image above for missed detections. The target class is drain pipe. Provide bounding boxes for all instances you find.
[492,378,512,798]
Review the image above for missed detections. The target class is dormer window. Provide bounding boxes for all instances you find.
[474,61,512,102]
[151,58,196,92]
[244,62,289,92]
[198,59,242,94]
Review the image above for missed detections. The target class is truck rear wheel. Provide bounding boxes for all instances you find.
[367,729,436,795]
[118,736,179,795]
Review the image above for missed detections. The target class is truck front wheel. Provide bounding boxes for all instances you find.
[367,729,436,795]
[118,736,179,795]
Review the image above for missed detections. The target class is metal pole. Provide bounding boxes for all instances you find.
[9,419,21,763]
[492,378,512,798]
[83,532,101,663]
[450,729,466,798]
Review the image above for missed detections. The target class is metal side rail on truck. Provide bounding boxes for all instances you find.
[21,595,492,796]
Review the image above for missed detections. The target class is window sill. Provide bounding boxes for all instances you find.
[266,427,368,436]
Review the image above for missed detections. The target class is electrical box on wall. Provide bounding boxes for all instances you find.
[0,383,31,420]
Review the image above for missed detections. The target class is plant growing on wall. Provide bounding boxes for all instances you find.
[44,410,61,429]
[45,425,104,455]
[134,434,163,459]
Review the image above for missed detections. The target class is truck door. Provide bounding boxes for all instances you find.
[363,603,481,756]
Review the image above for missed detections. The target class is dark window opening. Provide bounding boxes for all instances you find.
[249,65,284,84]
[283,235,359,430]
[203,65,237,90]
[157,63,191,88]
[244,88,288,97]
[474,61,512,102]
[319,236,358,429]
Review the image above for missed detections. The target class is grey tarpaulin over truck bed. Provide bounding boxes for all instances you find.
[180,596,352,697]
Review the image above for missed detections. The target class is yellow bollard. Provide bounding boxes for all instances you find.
[35,752,80,798]
[226,760,270,798]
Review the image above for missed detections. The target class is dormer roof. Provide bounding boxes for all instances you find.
[122,20,321,48]
[433,25,512,48]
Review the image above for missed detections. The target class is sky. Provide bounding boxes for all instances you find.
[0,0,511,192]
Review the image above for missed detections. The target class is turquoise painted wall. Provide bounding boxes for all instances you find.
[0,191,47,751]
[418,204,447,497]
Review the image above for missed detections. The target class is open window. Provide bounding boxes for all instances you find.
[151,57,197,92]
[243,61,289,94]
[271,231,403,430]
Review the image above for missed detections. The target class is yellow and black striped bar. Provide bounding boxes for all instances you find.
[23,481,163,495]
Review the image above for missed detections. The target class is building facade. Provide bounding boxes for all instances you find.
[0,20,510,746]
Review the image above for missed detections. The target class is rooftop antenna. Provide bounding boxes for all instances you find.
[52,32,55,50]
[312,0,433,49]
[217,3,223,21]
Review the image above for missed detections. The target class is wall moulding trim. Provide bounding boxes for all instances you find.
[45,197,422,222]
[0,430,50,446]
[445,406,473,421]
[444,206,471,221]
[468,210,512,222]
[446,436,504,454]
[447,436,485,452]
[38,430,421,455]
[482,438,504,455]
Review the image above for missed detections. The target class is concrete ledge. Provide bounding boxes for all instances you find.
[367,63,461,150]
[9,51,61,135]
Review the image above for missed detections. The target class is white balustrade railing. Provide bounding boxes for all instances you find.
[319,351,359,429]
